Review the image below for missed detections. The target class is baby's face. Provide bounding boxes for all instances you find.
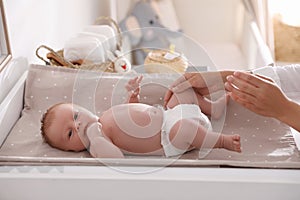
[46,104,99,151]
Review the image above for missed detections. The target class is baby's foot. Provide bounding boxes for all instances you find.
[211,94,230,119]
[222,134,241,153]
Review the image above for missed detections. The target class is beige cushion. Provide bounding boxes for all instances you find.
[0,64,299,168]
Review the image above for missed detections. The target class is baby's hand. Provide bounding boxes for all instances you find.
[125,75,143,94]
[125,75,143,103]
[86,122,125,158]
[86,122,103,141]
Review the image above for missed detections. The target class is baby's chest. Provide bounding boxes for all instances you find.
[103,106,163,133]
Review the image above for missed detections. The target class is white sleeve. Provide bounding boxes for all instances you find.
[251,65,280,85]
[252,64,300,102]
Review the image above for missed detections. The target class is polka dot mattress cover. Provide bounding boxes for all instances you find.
[0,64,299,168]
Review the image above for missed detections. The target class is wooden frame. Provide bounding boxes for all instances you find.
[0,0,11,73]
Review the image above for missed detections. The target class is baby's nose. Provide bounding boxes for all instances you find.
[76,121,81,130]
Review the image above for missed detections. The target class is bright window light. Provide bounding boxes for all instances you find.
[269,0,300,27]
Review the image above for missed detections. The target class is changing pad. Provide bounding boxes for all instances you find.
[0,64,299,168]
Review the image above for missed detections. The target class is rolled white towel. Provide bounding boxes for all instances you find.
[64,36,105,64]
[84,25,117,52]
[76,32,110,58]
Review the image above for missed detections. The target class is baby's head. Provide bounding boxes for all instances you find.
[40,103,99,152]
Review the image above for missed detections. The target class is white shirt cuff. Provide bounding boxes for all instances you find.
[251,66,281,87]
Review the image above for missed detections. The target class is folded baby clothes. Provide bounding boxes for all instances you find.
[63,36,105,64]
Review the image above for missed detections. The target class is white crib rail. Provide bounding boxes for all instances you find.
[0,71,27,146]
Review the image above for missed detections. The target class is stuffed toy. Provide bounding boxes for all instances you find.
[119,0,181,65]
[107,50,132,73]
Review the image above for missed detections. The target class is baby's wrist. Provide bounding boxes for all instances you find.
[128,90,140,97]
[86,122,102,139]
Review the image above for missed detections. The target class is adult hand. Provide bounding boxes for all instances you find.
[225,71,290,119]
[164,71,232,107]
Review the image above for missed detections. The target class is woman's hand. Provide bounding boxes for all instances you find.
[225,71,289,118]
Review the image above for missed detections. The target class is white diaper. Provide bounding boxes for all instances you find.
[161,104,212,157]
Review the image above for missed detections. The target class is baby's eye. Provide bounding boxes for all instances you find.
[73,112,79,120]
[68,130,73,138]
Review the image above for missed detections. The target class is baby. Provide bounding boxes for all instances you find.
[40,76,241,158]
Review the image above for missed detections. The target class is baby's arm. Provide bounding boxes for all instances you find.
[87,123,124,158]
[125,75,143,103]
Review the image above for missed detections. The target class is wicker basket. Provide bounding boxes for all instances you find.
[36,16,123,72]
[144,50,188,73]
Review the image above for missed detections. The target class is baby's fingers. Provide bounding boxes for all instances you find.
[125,84,132,91]
[137,75,143,83]
[128,76,138,84]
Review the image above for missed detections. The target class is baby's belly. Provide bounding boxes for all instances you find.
[111,104,163,136]
[103,104,164,154]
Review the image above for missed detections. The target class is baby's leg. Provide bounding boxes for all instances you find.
[196,93,230,119]
[169,118,241,153]
[166,88,198,109]
[215,134,241,153]
[166,88,229,119]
